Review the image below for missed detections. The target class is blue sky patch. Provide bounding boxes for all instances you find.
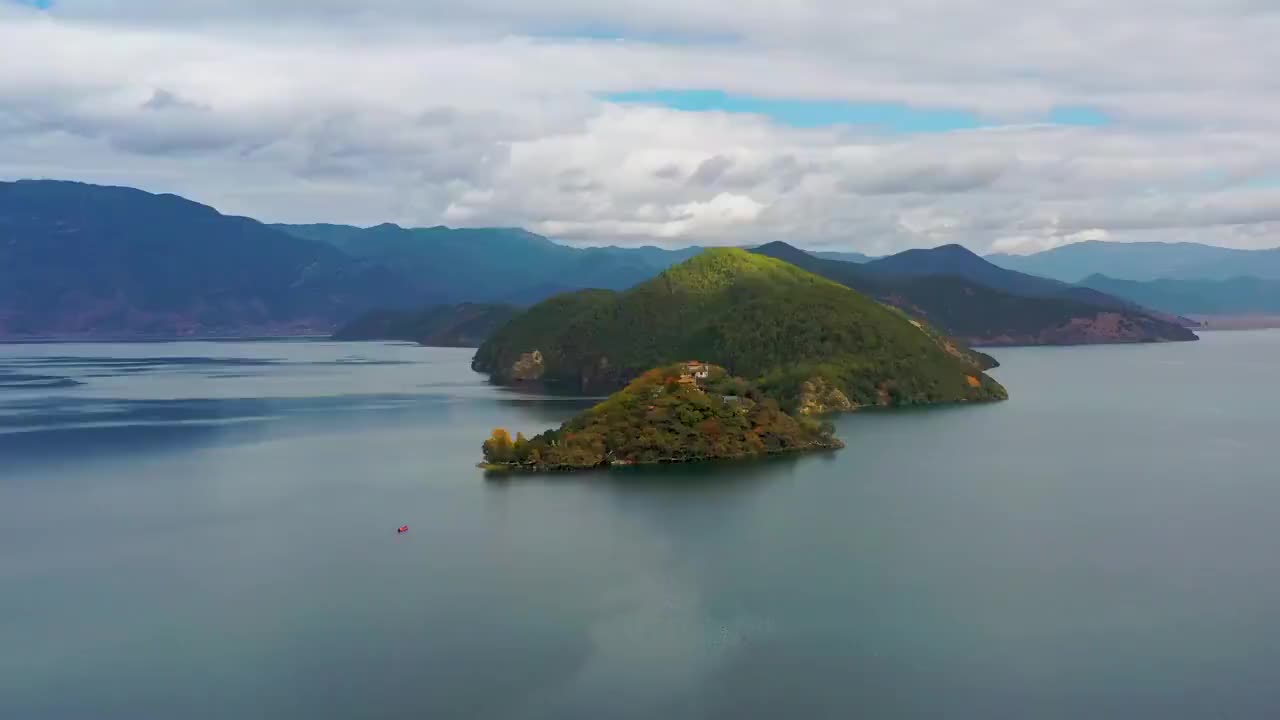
[533,26,737,45]
[1243,175,1280,188]
[605,90,1114,133]
[605,90,984,132]
[1047,106,1110,126]
[10,0,53,8]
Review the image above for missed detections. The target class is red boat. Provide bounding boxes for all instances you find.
[397,525,409,534]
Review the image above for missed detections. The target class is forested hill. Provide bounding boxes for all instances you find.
[473,248,1007,412]
[481,363,843,472]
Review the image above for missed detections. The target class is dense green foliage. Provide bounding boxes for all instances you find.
[332,303,519,346]
[474,248,1007,408]
[481,363,842,470]
[752,242,1198,346]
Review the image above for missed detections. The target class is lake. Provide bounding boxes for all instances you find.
[3,332,1279,719]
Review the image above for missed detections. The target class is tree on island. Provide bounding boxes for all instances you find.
[480,363,842,472]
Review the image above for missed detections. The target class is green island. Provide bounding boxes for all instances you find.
[473,248,1007,413]
[480,362,843,472]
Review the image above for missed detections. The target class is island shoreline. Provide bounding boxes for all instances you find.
[479,438,845,474]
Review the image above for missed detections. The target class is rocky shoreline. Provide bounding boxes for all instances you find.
[479,437,845,474]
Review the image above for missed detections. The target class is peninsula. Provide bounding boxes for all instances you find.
[473,248,1007,412]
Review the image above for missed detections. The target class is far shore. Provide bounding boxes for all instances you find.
[1189,315,1280,331]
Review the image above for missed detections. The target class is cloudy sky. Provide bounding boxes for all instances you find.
[2,0,1279,254]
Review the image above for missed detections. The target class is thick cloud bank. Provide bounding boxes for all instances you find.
[3,1,1280,253]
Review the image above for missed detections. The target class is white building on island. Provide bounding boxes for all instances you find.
[683,361,710,380]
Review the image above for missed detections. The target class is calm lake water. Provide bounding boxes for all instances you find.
[3,332,1279,719]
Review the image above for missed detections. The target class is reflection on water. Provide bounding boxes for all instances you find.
[484,451,811,493]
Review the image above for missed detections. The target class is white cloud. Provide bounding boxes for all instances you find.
[3,1,1280,253]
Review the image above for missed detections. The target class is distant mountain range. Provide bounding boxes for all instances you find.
[812,250,875,263]
[0,178,1239,343]
[333,303,519,346]
[0,180,426,338]
[752,243,1196,346]
[1078,275,1280,317]
[988,241,1280,282]
[276,223,699,306]
[0,180,700,339]
[985,240,1280,318]
[861,244,1139,310]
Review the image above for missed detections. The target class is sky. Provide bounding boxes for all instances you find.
[2,1,1279,254]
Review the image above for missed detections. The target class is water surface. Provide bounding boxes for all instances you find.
[3,333,1279,718]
